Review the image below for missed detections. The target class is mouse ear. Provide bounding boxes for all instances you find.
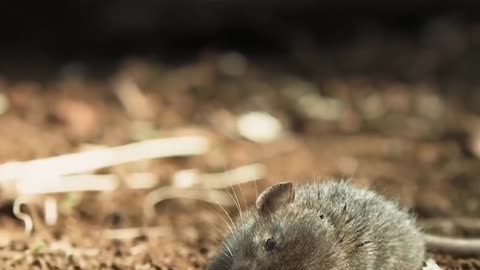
[256,182,295,216]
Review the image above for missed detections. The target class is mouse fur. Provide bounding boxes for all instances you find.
[208,180,425,270]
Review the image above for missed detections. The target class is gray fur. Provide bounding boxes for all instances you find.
[208,180,425,270]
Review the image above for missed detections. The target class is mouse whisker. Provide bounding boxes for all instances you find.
[206,200,237,234]
[197,255,208,264]
[216,193,238,230]
[229,186,243,220]
[223,240,234,258]
[237,183,248,215]
[219,163,243,221]
[205,203,235,236]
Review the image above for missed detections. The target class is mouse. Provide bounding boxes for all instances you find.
[207,180,480,270]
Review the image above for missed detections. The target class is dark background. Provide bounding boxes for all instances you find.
[1,2,479,62]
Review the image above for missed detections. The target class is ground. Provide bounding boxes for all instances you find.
[1,29,480,269]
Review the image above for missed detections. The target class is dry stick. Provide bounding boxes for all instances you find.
[167,163,267,222]
[153,164,268,235]
[5,173,157,235]
[14,172,157,195]
[144,187,235,223]
[113,77,155,120]
[420,217,480,234]
[13,196,54,238]
[0,135,209,182]
[0,136,208,236]
[168,163,267,225]
[44,197,58,226]
[4,173,155,235]
[172,163,267,189]
[12,197,33,236]
[424,233,480,257]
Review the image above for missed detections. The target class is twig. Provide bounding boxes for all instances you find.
[12,172,157,195]
[8,173,157,235]
[0,135,209,182]
[13,196,34,236]
[144,163,267,222]
[420,217,480,234]
[172,163,267,189]
[113,77,155,120]
[44,197,58,226]
[424,233,480,257]
[144,187,235,222]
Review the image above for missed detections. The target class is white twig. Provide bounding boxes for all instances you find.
[13,196,33,236]
[173,163,267,189]
[12,172,157,195]
[144,187,235,221]
[14,174,117,195]
[0,135,209,182]
[44,197,58,226]
[6,173,158,233]
[113,77,155,120]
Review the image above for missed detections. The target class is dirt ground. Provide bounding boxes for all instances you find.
[1,25,480,269]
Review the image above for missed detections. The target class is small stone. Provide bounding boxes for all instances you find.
[207,109,237,137]
[383,85,411,114]
[114,78,155,121]
[414,90,445,120]
[236,111,283,143]
[360,93,385,120]
[55,99,100,141]
[172,169,200,188]
[297,95,344,121]
[217,52,247,77]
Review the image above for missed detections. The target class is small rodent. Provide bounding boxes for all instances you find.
[207,180,480,270]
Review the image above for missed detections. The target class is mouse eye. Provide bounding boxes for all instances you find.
[264,237,276,251]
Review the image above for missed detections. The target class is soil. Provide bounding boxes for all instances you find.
[1,27,480,269]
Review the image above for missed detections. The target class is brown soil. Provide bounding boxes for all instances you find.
[1,42,480,269]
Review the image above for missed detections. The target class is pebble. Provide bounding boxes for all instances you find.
[236,111,283,143]
[217,51,248,77]
[414,90,445,120]
[55,99,100,141]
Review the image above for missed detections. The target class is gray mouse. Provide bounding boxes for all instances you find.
[207,180,480,270]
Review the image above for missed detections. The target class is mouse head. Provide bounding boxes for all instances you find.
[208,182,338,270]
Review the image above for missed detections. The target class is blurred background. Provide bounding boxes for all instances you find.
[0,2,480,269]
